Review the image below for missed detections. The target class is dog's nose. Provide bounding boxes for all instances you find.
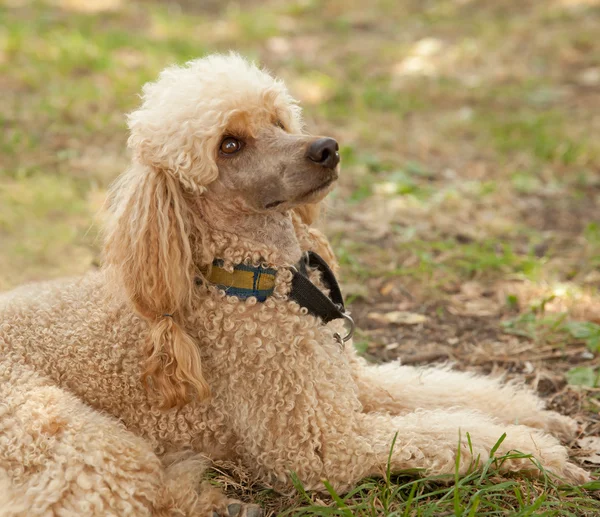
[306,138,340,169]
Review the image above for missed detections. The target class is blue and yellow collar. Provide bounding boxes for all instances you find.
[204,253,354,342]
[206,260,276,302]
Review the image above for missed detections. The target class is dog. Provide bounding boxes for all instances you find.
[0,53,589,517]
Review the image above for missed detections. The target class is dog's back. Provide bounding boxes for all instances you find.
[0,272,149,414]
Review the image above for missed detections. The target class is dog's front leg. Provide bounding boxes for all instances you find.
[345,345,579,443]
[225,348,588,493]
[349,410,589,486]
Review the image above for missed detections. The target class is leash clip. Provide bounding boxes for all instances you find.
[334,311,355,344]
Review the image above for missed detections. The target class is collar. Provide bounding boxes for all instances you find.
[204,252,354,342]
[207,260,276,302]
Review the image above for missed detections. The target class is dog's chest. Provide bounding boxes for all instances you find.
[191,289,341,366]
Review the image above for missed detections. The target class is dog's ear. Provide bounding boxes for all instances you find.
[124,69,221,194]
[104,162,210,408]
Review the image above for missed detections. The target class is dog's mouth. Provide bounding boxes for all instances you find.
[299,176,337,200]
[264,176,337,210]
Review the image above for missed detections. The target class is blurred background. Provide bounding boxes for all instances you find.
[1,1,599,395]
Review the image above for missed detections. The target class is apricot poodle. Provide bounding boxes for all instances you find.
[0,53,589,517]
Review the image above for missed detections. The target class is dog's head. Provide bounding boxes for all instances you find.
[104,54,339,408]
[127,52,339,215]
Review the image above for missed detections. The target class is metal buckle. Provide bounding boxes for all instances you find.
[333,312,355,345]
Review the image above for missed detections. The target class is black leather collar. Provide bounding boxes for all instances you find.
[199,251,355,343]
[290,251,354,342]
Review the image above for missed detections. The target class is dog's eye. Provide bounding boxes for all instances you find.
[220,137,243,155]
[274,120,286,131]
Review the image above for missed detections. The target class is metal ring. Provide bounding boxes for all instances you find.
[340,312,355,342]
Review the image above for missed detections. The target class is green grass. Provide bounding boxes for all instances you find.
[501,297,600,389]
[478,111,593,166]
[282,435,600,516]
[501,290,600,347]
[397,239,540,280]
[332,236,541,293]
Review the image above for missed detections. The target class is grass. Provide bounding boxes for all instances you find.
[287,473,600,516]
[2,0,600,514]
[275,434,600,516]
[502,301,600,353]
[501,297,600,389]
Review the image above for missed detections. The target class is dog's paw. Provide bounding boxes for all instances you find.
[523,433,591,485]
[543,411,579,442]
[521,410,579,443]
[558,462,592,486]
[213,502,263,517]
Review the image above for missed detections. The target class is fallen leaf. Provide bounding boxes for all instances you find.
[379,281,395,296]
[368,311,428,325]
[576,436,600,465]
[578,67,600,86]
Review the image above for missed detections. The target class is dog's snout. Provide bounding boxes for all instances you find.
[306,138,340,169]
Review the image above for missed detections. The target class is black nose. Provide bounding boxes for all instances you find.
[306,137,340,169]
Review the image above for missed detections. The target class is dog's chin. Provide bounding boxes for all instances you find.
[262,176,338,211]
[299,176,337,202]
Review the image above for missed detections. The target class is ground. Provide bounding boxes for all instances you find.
[1,0,600,515]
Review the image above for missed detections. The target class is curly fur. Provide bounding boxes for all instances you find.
[0,53,590,516]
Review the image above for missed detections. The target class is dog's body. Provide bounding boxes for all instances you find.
[0,54,589,517]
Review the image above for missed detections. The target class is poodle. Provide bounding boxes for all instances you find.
[0,53,590,517]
